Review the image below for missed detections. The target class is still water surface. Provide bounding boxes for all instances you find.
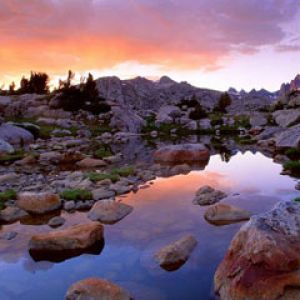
[0,151,298,300]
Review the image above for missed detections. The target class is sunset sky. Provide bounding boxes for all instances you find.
[1,0,300,91]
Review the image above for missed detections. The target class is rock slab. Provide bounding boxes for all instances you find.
[214,201,300,300]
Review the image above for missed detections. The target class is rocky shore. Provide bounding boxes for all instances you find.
[0,74,299,299]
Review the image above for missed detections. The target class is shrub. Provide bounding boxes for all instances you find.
[189,103,208,120]
[234,115,251,129]
[214,92,232,113]
[210,114,224,126]
[285,148,300,160]
[294,197,300,203]
[58,71,111,114]
[18,72,49,94]
[60,189,92,201]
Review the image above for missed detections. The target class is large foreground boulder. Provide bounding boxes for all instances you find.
[154,144,209,163]
[154,235,197,271]
[204,203,251,225]
[0,123,34,147]
[29,222,103,252]
[66,277,132,300]
[88,200,133,224]
[214,201,300,300]
[17,192,61,214]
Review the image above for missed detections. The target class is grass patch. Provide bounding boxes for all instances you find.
[235,135,256,145]
[86,167,135,183]
[283,160,300,174]
[0,150,25,164]
[285,148,300,160]
[86,172,120,183]
[294,197,300,203]
[60,189,92,201]
[94,146,112,159]
[234,115,251,129]
[111,166,135,177]
[0,189,17,210]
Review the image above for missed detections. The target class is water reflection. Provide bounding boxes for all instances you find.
[0,151,298,300]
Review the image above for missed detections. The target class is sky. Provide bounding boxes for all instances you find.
[1,0,300,91]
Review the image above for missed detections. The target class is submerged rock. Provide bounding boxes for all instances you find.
[17,192,61,214]
[214,201,300,300]
[88,200,133,224]
[193,185,227,206]
[66,277,132,300]
[29,222,103,252]
[154,235,197,271]
[204,203,251,225]
[154,144,209,163]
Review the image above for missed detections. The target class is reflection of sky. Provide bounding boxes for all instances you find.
[0,151,298,300]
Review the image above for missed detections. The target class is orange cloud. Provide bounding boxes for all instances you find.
[0,0,299,87]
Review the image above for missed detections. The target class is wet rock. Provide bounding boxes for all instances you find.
[65,278,132,300]
[169,164,191,176]
[92,188,115,201]
[29,222,103,252]
[17,192,61,214]
[154,144,209,163]
[296,182,300,190]
[214,201,300,300]
[0,231,18,240]
[154,235,197,271]
[0,206,28,223]
[48,216,65,227]
[204,203,251,225]
[193,185,227,206]
[77,158,107,168]
[88,200,133,224]
[109,183,133,195]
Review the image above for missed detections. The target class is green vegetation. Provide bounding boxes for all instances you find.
[86,172,120,183]
[60,189,92,201]
[285,148,300,160]
[234,115,251,129]
[94,146,112,159]
[58,71,111,114]
[283,160,300,173]
[214,92,232,113]
[294,197,300,203]
[111,166,135,177]
[0,150,25,164]
[235,135,256,145]
[209,113,223,127]
[0,189,17,210]
[86,167,135,183]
